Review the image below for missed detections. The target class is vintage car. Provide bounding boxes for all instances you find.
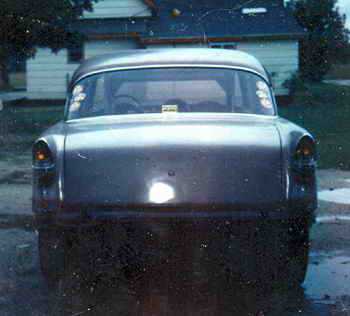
[33,49,317,288]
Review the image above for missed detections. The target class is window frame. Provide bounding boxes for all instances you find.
[65,66,277,121]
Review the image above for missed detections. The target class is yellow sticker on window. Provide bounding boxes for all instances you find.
[162,105,178,113]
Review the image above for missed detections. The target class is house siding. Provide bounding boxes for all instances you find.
[27,40,139,99]
[25,1,303,99]
[27,39,298,98]
[82,0,152,19]
[27,49,76,99]
[85,40,139,59]
[237,40,299,95]
[146,40,299,95]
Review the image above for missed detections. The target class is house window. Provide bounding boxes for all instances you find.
[68,42,84,63]
[210,43,237,50]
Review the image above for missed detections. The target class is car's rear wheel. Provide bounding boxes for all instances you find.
[264,218,310,290]
[38,229,68,289]
[223,218,311,289]
[282,218,310,287]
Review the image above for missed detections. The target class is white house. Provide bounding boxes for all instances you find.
[26,0,305,99]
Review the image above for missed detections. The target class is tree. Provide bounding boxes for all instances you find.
[0,0,97,89]
[288,0,349,81]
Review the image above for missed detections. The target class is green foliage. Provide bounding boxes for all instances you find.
[0,0,97,87]
[283,72,307,95]
[0,104,64,155]
[0,0,97,57]
[289,0,349,82]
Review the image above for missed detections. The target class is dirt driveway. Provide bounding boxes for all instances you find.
[0,153,32,225]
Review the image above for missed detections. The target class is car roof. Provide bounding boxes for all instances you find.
[70,48,269,87]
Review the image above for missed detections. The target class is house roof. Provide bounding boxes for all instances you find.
[72,18,147,38]
[142,4,305,43]
[72,0,305,42]
[71,48,269,86]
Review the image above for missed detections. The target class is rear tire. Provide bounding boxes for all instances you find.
[254,218,310,290]
[283,218,310,287]
[38,229,67,289]
[223,218,311,290]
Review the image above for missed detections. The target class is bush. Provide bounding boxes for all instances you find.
[283,72,308,96]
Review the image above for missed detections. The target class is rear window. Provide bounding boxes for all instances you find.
[67,68,275,119]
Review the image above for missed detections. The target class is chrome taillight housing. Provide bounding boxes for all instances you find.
[33,140,55,186]
[293,137,317,184]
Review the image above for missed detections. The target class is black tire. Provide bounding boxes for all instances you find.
[223,218,311,290]
[284,218,310,287]
[248,218,311,291]
[38,229,66,289]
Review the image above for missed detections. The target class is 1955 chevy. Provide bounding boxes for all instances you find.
[32,49,317,289]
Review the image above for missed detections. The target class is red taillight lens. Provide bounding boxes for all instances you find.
[295,138,316,164]
[294,137,316,183]
[33,141,55,186]
[33,141,54,169]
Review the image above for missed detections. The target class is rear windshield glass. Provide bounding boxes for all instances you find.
[67,68,275,119]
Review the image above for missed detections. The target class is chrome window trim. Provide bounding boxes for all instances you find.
[72,64,270,86]
[66,113,278,124]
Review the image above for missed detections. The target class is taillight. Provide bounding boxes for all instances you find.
[33,141,53,168]
[33,141,55,186]
[295,138,316,164]
[293,137,316,183]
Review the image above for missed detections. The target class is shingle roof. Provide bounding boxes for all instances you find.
[72,18,147,37]
[142,4,305,42]
[72,0,305,41]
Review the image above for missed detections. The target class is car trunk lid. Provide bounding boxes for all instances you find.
[63,114,283,210]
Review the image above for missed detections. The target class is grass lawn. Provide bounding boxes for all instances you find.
[0,104,64,160]
[279,83,350,170]
[1,82,349,170]
[325,64,350,80]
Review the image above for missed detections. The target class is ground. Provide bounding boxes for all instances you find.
[1,149,350,315]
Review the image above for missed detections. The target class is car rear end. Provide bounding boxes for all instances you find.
[33,56,317,286]
[33,115,309,284]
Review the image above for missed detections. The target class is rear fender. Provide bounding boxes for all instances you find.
[275,118,317,213]
[32,123,66,214]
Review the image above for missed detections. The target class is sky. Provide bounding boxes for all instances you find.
[337,0,350,29]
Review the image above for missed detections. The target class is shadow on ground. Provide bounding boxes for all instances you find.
[48,270,320,316]
[1,226,344,316]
